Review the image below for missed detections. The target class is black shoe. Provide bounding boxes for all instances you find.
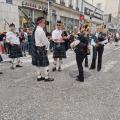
[90,67,95,70]
[76,77,84,82]
[52,67,56,72]
[44,78,54,82]
[37,77,45,81]
[16,65,23,67]
[76,75,79,78]
[0,72,3,74]
[10,66,15,70]
[97,68,101,72]
[58,67,62,72]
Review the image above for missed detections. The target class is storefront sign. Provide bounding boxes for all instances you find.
[84,7,103,20]
[22,1,48,11]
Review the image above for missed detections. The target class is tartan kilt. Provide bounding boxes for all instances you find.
[32,46,49,67]
[9,44,23,58]
[53,43,66,58]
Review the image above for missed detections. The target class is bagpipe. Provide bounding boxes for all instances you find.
[61,31,71,51]
[70,23,91,55]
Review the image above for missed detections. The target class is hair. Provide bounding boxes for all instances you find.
[61,31,67,37]
[36,17,45,25]
[57,20,62,24]
[9,23,15,27]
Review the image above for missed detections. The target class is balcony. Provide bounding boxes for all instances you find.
[60,0,65,6]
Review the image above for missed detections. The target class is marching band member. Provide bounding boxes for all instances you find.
[90,25,108,71]
[31,17,54,82]
[52,20,67,72]
[6,23,23,69]
[71,26,89,82]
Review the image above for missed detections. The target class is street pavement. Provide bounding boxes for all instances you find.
[0,43,120,120]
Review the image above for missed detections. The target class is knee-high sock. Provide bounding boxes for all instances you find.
[59,59,63,68]
[53,59,57,68]
[11,58,15,67]
[16,58,20,65]
[44,66,49,79]
[36,67,42,78]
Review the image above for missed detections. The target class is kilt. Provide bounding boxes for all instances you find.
[32,46,49,67]
[9,44,23,58]
[53,43,66,59]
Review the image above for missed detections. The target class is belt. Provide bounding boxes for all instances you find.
[36,46,46,50]
[54,42,64,45]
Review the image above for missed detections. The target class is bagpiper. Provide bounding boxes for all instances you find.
[90,25,108,71]
[71,26,89,82]
[52,20,67,72]
[31,17,54,82]
[6,23,23,69]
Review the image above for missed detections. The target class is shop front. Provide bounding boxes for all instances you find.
[19,1,48,28]
[83,2,104,32]
[51,3,80,32]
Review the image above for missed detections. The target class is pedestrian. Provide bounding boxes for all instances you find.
[31,17,54,82]
[70,26,89,82]
[90,25,108,71]
[0,54,3,74]
[19,28,27,56]
[28,28,33,55]
[6,23,23,69]
[115,32,119,46]
[79,25,90,67]
[52,20,67,72]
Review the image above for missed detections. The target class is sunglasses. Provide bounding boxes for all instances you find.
[57,24,61,26]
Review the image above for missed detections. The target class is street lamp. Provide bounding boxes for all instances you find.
[48,0,50,32]
[48,0,53,32]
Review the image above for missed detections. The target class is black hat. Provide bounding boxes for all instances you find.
[57,20,62,24]
[9,23,15,27]
[36,17,45,25]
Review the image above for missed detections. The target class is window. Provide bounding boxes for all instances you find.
[69,0,73,8]
[76,0,79,11]
[60,0,65,6]
[6,0,13,4]
[97,3,102,9]
[76,0,78,7]
[70,0,72,4]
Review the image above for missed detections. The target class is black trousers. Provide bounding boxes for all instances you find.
[90,45,104,70]
[76,54,85,81]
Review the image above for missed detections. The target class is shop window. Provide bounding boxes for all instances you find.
[6,0,12,4]
[69,0,73,8]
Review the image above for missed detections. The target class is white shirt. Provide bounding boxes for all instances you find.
[116,33,119,39]
[91,32,108,46]
[52,29,63,43]
[24,32,28,42]
[91,33,99,47]
[6,31,20,45]
[35,26,50,50]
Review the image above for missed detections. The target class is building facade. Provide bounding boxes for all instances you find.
[85,0,119,17]
[0,0,19,32]
[83,1,104,32]
[0,0,104,33]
